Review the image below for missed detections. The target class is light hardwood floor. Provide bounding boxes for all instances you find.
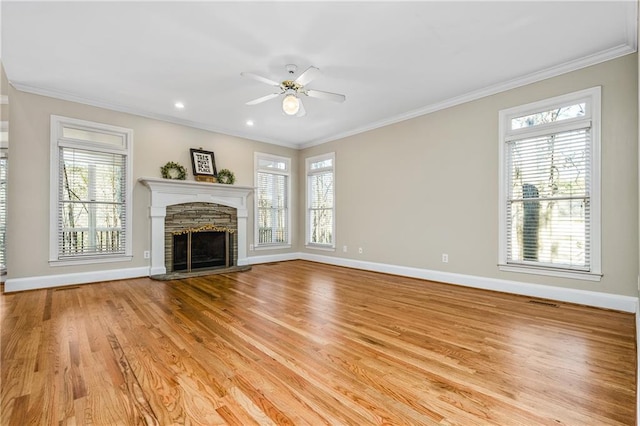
[1,260,636,425]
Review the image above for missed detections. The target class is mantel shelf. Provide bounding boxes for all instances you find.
[139,177,254,195]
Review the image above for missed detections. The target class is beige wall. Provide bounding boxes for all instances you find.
[6,89,299,279]
[5,54,639,298]
[301,53,639,297]
[1,64,7,129]
[1,64,7,117]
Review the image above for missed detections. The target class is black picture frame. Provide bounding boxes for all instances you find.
[190,148,218,177]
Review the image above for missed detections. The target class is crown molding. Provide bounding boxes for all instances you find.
[300,43,637,150]
[9,38,637,152]
[8,82,300,149]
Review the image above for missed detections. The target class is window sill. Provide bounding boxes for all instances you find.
[305,244,335,252]
[253,244,291,251]
[498,263,602,282]
[50,255,133,267]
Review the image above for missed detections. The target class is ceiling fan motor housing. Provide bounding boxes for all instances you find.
[282,80,302,91]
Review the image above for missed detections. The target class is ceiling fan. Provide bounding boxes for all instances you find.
[241,64,346,117]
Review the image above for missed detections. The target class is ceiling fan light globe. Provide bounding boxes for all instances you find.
[282,94,300,115]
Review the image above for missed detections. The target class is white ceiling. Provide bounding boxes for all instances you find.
[1,1,637,148]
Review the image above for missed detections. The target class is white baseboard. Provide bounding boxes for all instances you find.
[4,254,638,314]
[149,266,166,276]
[247,252,299,265]
[4,267,149,292]
[299,253,639,313]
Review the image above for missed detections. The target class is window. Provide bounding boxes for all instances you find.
[50,116,133,264]
[254,153,291,248]
[306,152,335,249]
[0,125,7,279]
[498,87,601,280]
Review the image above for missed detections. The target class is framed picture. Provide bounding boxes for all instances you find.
[190,148,218,179]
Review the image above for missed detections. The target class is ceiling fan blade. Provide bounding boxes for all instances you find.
[305,89,346,103]
[246,93,280,105]
[296,99,306,117]
[241,72,281,87]
[294,66,320,86]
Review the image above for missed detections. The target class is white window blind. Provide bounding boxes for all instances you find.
[0,152,7,274]
[306,153,335,247]
[507,127,590,270]
[59,147,127,257]
[255,153,290,248]
[257,171,288,245]
[499,87,601,280]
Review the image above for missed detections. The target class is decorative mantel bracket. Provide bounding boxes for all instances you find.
[139,177,254,276]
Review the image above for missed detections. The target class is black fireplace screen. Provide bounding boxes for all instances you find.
[172,230,235,272]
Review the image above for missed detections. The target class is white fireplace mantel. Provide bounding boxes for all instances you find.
[139,177,254,275]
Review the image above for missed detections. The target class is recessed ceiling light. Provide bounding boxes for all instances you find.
[174,102,185,109]
[246,120,254,126]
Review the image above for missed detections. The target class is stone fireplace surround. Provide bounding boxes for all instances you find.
[165,202,237,273]
[139,177,253,276]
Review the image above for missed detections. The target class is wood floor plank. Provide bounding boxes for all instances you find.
[1,260,636,425]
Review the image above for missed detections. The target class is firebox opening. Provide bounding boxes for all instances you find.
[173,230,234,272]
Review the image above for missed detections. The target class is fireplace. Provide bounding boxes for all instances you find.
[139,177,253,277]
[164,202,237,274]
[173,230,235,272]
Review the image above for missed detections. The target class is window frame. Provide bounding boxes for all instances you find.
[498,87,601,281]
[305,152,336,251]
[253,152,292,250]
[49,115,133,265]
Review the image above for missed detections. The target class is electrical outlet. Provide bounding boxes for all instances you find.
[143,250,150,259]
[358,247,363,254]
[249,244,254,251]
[442,253,449,263]
[343,245,348,253]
